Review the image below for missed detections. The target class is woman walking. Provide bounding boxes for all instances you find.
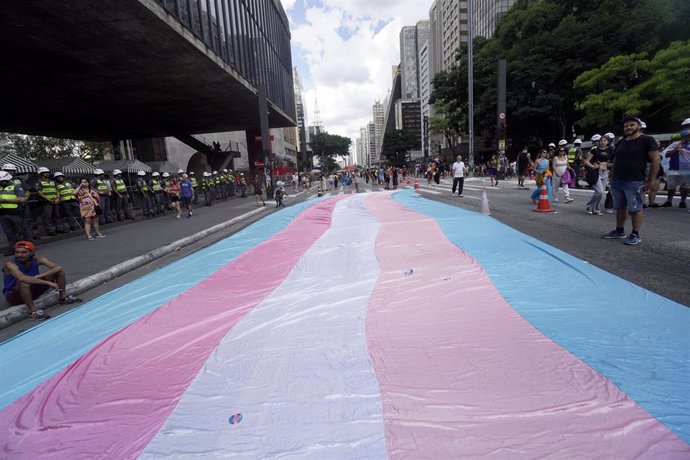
[551,148,573,203]
[252,175,265,207]
[530,150,552,203]
[583,135,612,215]
[166,177,182,218]
[75,179,104,240]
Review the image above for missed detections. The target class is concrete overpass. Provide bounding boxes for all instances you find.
[0,0,296,141]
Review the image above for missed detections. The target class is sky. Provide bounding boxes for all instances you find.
[280,0,432,144]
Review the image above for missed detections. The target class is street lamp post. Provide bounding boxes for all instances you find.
[467,0,475,167]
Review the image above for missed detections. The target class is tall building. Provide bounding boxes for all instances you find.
[367,122,377,165]
[419,39,432,156]
[360,125,370,166]
[293,67,309,158]
[429,1,444,76]
[474,0,517,38]
[400,26,419,99]
[395,99,422,152]
[373,101,385,162]
[439,0,469,71]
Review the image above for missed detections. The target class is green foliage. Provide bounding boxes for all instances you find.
[309,132,351,173]
[0,133,110,162]
[381,130,419,167]
[437,0,690,152]
[575,40,690,132]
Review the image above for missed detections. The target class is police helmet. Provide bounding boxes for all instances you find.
[0,171,13,182]
[137,171,146,176]
[53,172,64,178]
[113,169,122,175]
[162,172,170,178]
[37,167,50,174]
[2,163,17,171]
[93,168,104,175]
[591,134,602,142]
[558,140,568,146]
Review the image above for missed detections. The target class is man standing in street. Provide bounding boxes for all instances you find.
[136,171,153,218]
[451,155,467,197]
[3,163,36,242]
[602,116,660,246]
[36,167,61,236]
[0,171,33,255]
[91,169,113,225]
[54,172,80,231]
[111,169,134,221]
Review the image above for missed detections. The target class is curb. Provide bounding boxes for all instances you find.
[0,207,268,330]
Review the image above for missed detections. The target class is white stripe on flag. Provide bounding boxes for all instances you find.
[141,195,387,459]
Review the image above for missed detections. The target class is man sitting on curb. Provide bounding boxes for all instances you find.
[3,240,82,321]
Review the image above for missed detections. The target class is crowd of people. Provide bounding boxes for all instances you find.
[0,166,291,255]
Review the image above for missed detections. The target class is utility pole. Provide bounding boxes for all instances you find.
[467,0,475,167]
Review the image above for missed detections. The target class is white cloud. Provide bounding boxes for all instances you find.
[281,0,432,143]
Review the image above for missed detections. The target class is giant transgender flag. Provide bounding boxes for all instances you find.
[0,191,688,458]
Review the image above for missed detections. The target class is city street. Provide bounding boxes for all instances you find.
[414,176,690,306]
[1,189,687,458]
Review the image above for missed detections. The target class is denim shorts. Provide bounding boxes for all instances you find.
[610,180,644,212]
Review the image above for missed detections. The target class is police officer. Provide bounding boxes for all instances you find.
[90,169,112,225]
[0,171,33,255]
[136,171,153,218]
[54,172,80,231]
[36,166,61,236]
[2,163,36,241]
[150,172,164,214]
[111,169,134,221]
[189,171,200,204]
[161,172,172,211]
[202,171,214,206]
[227,169,236,197]
[239,172,248,197]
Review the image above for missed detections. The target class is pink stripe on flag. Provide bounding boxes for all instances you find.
[364,193,689,458]
[0,197,343,459]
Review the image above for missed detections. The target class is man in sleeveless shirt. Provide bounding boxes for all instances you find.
[3,241,81,321]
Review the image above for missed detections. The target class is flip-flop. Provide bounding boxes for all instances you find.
[59,295,83,304]
[29,311,50,321]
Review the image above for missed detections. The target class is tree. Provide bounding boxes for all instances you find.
[574,40,690,132]
[308,132,351,173]
[382,130,419,167]
[0,133,110,162]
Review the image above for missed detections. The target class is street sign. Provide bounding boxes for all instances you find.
[498,139,506,151]
[499,112,505,120]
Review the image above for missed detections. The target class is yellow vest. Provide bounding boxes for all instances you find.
[113,178,127,193]
[39,179,57,200]
[0,185,20,210]
[151,180,163,192]
[56,182,76,202]
[190,177,198,187]
[93,179,108,195]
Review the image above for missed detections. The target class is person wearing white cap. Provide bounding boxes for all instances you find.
[90,169,113,225]
[0,171,33,255]
[111,169,134,221]
[660,127,690,209]
[54,172,80,231]
[136,171,153,218]
[149,172,164,215]
[36,166,62,236]
[2,163,36,242]
[201,171,214,206]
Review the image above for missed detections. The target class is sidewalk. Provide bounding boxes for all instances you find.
[0,190,314,329]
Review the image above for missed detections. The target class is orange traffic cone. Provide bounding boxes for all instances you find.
[533,183,553,212]
[414,180,420,189]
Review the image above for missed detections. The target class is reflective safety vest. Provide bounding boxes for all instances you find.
[240,177,247,185]
[113,178,127,193]
[567,147,578,163]
[0,185,20,210]
[137,178,150,193]
[190,177,198,188]
[39,179,57,200]
[56,181,76,202]
[214,176,220,186]
[151,180,163,192]
[93,179,108,195]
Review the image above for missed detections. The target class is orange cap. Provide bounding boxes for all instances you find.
[14,240,35,253]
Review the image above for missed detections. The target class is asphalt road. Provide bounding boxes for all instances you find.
[414,176,690,307]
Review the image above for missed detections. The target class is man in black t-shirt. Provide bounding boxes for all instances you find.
[602,116,660,245]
